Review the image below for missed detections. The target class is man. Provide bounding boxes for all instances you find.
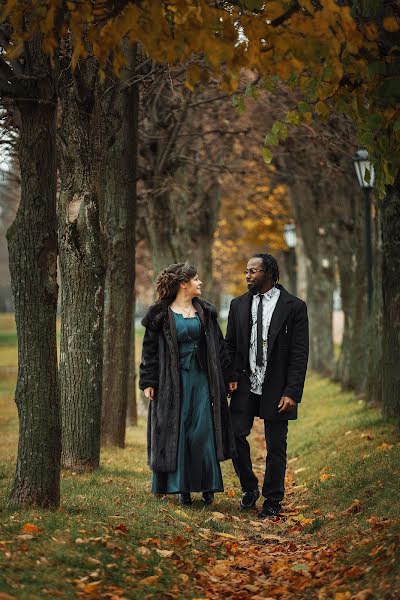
[226,253,309,518]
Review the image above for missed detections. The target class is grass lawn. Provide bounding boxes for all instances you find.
[0,314,399,599]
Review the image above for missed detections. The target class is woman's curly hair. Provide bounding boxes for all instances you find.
[156,262,198,302]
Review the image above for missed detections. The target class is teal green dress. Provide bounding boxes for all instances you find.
[152,313,223,494]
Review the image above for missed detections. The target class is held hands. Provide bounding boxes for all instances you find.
[278,395,297,413]
[144,387,155,400]
[228,382,238,393]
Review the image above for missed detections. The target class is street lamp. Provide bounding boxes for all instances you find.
[283,223,297,295]
[283,223,297,249]
[353,149,375,313]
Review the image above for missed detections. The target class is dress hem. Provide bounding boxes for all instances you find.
[153,488,224,495]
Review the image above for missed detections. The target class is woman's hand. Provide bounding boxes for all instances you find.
[144,387,155,400]
[228,382,238,393]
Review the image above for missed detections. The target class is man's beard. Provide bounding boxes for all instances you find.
[247,281,261,294]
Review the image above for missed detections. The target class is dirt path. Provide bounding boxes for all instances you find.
[192,421,394,600]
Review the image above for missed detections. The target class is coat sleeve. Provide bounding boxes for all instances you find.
[214,319,234,383]
[225,300,240,381]
[139,327,159,390]
[283,301,309,403]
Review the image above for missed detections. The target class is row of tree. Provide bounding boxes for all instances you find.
[0,1,399,509]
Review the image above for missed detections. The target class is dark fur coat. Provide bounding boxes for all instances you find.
[139,298,236,473]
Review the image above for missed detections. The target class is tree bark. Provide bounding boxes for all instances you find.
[334,188,357,389]
[126,296,138,427]
[58,58,106,471]
[289,182,334,375]
[380,173,400,421]
[102,46,139,447]
[347,192,369,393]
[7,78,60,506]
[365,199,383,406]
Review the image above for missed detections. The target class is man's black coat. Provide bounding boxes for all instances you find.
[225,285,309,421]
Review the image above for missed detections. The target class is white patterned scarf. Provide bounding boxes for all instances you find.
[249,286,280,395]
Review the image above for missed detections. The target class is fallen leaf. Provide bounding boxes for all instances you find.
[0,594,17,600]
[178,574,189,583]
[243,584,260,593]
[225,489,236,497]
[210,512,226,520]
[80,581,102,593]
[156,549,174,558]
[343,499,361,514]
[115,523,128,533]
[334,593,351,600]
[260,534,285,542]
[137,546,151,556]
[137,575,160,586]
[294,467,307,473]
[353,589,374,600]
[15,534,34,541]
[22,523,41,534]
[360,432,374,440]
[320,473,334,482]
[376,442,393,451]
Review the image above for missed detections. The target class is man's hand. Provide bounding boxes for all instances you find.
[278,395,296,413]
[144,386,155,400]
[228,382,238,393]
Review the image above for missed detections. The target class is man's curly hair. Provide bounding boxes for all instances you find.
[156,262,197,302]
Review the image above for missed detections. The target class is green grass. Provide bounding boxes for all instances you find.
[0,313,399,599]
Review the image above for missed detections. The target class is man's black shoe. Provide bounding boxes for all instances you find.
[202,491,214,505]
[240,488,260,509]
[258,501,281,519]
[179,492,192,506]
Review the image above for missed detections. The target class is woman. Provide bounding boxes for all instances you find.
[139,262,235,506]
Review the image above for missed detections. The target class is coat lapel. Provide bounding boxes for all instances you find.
[239,292,253,361]
[267,286,293,361]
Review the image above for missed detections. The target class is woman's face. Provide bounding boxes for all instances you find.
[181,274,202,297]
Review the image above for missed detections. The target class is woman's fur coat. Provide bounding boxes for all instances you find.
[139,298,236,473]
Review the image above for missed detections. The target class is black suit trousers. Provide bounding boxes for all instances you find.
[231,392,288,505]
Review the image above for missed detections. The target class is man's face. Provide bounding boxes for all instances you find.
[245,257,268,293]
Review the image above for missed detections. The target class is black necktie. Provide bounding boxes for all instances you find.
[256,295,263,367]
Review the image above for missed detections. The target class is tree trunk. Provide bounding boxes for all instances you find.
[289,182,334,375]
[102,47,139,447]
[306,259,335,374]
[58,58,106,471]
[381,173,400,421]
[335,251,355,388]
[365,199,383,406]
[347,192,369,393]
[7,90,60,506]
[126,295,138,427]
[334,189,357,389]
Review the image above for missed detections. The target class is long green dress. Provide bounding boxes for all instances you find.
[152,313,224,494]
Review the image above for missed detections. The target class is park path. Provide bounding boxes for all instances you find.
[191,421,379,600]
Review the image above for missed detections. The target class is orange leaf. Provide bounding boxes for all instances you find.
[343,499,361,514]
[383,16,400,33]
[81,581,102,594]
[137,575,160,586]
[376,442,393,451]
[22,523,41,534]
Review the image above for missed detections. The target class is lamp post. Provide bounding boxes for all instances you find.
[353,149,375,313]
[283,223,297,295]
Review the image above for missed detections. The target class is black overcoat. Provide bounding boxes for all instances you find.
[225,285,309,421]
[139,298,236,473]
